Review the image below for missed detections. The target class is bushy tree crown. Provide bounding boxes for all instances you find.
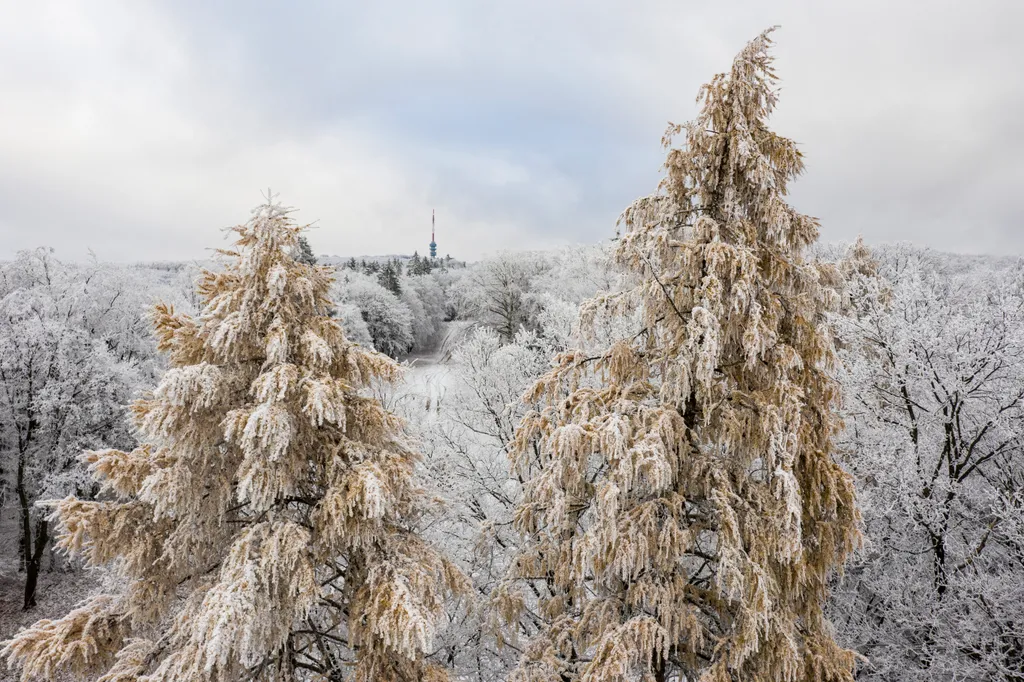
[498,29,859,682]
[3,200,465,682]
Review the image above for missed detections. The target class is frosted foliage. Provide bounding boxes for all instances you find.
[457,252,549,342]
[829,243,1024,681]
[331,271,414,358]
[0,248,142,609]
[497,30,859,682]
[412,327,561,681]
[2,200,466,682]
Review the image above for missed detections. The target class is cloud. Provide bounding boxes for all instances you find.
[0,0,1021,261]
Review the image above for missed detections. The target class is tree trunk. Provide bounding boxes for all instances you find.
[23,516,48,610]
[654,657,669,682]
[16,452,31,573]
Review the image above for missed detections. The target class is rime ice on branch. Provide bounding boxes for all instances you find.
[2,199,466,682]
[497,29,860,682]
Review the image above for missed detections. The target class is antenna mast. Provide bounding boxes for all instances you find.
[429,209,437,259]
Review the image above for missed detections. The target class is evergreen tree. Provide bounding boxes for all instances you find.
[295,235,317,266]
[347,257,359,270]
[497,29,859,682]
[409,252,422,275]
[2,200,466,682]
[378,261,402,297]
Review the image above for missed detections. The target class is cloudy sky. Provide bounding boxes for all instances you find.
[0,1,1020,262]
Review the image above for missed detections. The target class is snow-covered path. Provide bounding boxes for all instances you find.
[390,321,474,417]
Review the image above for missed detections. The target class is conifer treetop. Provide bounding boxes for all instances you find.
[499,28,860,682]
[2,198,466,682]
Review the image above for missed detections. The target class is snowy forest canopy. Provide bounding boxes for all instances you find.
[0,30,1021,682]
[1,238,1021,680]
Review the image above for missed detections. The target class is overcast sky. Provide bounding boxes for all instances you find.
[0,1,1021,262]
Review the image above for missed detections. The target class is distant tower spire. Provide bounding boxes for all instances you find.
[429,209,437,258]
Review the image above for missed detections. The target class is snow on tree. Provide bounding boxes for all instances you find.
[829,243,1024,681]
[333,270,415,358]
[418,327,556,680]
[392,248,626,680]
[332,300,375,348]
[400,275,447,353]
[495,29,859,682]
[1,200,466,682]
[295,235,318,266]
[0,249,140,609]
[457,252,550,343]
[529,244,625,349]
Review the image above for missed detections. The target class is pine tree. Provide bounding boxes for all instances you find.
[295,235,317,266]
[378,261,402,297]
[497,29,859,682]
[1,200,466,682]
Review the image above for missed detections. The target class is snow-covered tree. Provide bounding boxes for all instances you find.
[496,30,859,682]
[529,244,623,348]
[333,270,415,358]
[830,243,1024,681]
[0,249,140,609]
[333,300,375,348]
[416,327,556,681]
[457,253,550,343]
[295,235,318,266]
[401,275,447,353]
[378,260,403,297]
[1,200,466,682]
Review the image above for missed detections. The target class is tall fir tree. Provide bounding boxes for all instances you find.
[2,200,466,682]
[496,29,859,682]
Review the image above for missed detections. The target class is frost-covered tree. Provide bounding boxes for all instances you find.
[830,243,1024,681]
[401,274,447,353]
[529,244,623,349]
[496,30,859,682]
[1,200,466,682]
[458,253,549,343]
[295,235,318,266]
[0,249,139,609]
[333,270,415,358]
[378,260,403,297]
[418,327,556,681]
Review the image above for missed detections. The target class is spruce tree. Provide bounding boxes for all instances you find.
[295,234,317,266]
[497,29,859,682]
[2,200,466,682]
[378,261,402,297]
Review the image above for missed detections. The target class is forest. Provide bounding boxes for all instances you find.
[1,29,1022,682]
